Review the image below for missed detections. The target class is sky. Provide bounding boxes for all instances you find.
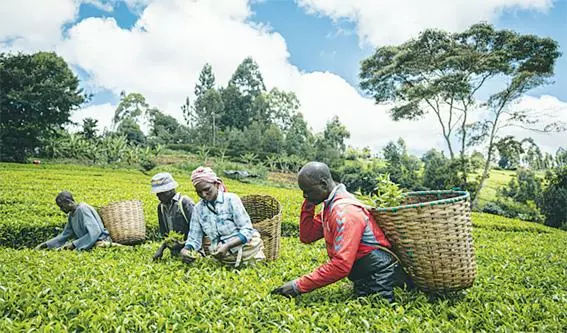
[1,0,566,156]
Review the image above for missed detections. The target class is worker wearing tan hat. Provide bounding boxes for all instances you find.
[151,172,195,260]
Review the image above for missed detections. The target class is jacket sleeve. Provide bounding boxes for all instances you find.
[295,205,366,293]
[157,204,167,237]
[299,200,324,244]
[184,206,204,251]
[45,220,74,249]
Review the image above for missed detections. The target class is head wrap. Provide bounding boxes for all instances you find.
[191,167,227,192]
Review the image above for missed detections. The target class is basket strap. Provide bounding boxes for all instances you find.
[178,198,189,224]
[374,244,401,264]
[332,198,401,264]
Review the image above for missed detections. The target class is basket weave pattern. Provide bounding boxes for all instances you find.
[371,191,476,293]
[99,200,146,245]
[241,195,282,261]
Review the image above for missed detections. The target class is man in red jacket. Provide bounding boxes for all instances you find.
[272,162,411,302]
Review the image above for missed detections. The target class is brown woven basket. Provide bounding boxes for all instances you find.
[241,195,282,261]
[99,200,146,245]
[371,190,476,293]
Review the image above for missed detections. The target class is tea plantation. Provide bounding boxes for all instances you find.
[1,163,566,332]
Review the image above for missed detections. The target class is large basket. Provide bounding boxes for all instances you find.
[99,200,146,245]
[241,195,282,261]
[371,190,476,293]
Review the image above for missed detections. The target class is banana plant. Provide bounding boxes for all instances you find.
[264,155,278,171]
[241,152,258,166]
[197,145,210,164]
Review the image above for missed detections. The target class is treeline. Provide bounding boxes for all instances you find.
[338,138,567,230]
[1,52,350,171]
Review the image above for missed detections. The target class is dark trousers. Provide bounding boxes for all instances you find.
[348,249,413,303]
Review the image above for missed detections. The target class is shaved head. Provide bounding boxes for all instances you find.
[55,191,74,205]
[298,162,332,182]
[55,191,77,214]
[297,162,336,204]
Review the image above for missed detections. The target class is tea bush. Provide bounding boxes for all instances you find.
[1,230,565,331]
[0,162,566,331]
[0,163,303,248]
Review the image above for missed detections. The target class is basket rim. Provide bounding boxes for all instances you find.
[373,190,470,212]
[241,194,282,216]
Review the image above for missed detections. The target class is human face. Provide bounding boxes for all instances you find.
[298,175,329,205]
[57,200,75,214]
[156,189,176,204]
[195,182,219,202]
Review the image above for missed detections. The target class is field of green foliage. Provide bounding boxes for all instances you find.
[1,163,566,331]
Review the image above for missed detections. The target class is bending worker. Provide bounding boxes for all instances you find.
[272,162,411,302]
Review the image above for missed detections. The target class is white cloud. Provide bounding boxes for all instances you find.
[1,0,565,157]
[297,0,553,46]
[0,0,79,52]
[501,95,567,153]
[83,0,115,12]
[296,72,445,154]
[69,103,116,134]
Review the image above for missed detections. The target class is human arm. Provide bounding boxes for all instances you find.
[227,195,254,244]
[182,206,203,253]
[211,237,243,258]
[157,204,167,237]
[44,220,74,249]
[299,200,324,244]
[294,207,366,293]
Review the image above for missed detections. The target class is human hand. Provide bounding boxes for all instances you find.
[211,244,229,258]
[271,280,300,298]
[180,247,191,258]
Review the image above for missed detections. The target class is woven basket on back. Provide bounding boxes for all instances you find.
[241,195,282,261]
[99,200,146,245]
[371,190,476,293]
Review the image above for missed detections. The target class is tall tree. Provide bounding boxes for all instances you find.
[360,23,562,205]
[180,97,196,130]
[265,88,300,131]
[555,147,567,167]
[323,116,350,153]
[495,136,524,169]
[113,92,150,129]
[382,138,423,190]
[195,89,224,146]
[149,110,182,144]
[116,118,145,146]
[81,118,99,141]
[284,113,313,158]
[0,51,86,162]
[229,57,266,97]
[194,63,216,99]
[221,57,267,130]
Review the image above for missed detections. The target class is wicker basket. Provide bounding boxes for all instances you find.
[371,190,476,293]
[241,195,282,261]
[99,200,146,245]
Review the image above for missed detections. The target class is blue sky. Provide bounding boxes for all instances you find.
[2,0,565,153]
[74,0,566,105]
